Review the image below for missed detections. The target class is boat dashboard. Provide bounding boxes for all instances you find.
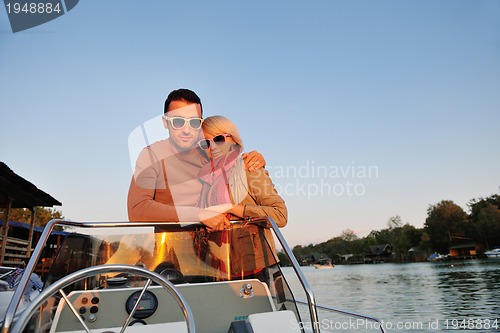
[50,279,276,333]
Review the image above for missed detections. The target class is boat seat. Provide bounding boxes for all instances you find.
[228,310,301,333]
[247,310,301,333]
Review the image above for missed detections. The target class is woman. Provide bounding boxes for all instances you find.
[197,115,287,279]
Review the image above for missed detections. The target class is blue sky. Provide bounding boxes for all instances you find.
[1,1,499,245]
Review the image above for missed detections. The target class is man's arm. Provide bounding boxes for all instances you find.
[127,175,191,222]
[128,146,231,226]
[208,169,287,228]
[128,174,232,225]
[242,150,266,171]
[127,181,167,221]
[127,147,200,222]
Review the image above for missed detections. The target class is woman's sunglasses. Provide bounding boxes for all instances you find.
[197,134,231,149]
[164,116,204,130]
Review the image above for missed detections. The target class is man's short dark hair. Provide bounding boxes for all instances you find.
[164,88,203,115]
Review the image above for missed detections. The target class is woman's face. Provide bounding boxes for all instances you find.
[204,133,235,159]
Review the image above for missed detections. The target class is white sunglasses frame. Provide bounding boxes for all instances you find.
[163,115,204,130]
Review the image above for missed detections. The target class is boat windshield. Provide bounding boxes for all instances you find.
[38,220,301,319]
[46,221,279,283]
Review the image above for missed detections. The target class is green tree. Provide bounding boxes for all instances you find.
[367,228,391,245]
[292,244,315,265]
[366,216,423,262]
[387,216,403,230]
[340,229,358,242]
[7,207,63,227]
[319,231,366,261]
[277,250,291,266]
[467,193,500,249]
[424,200,467,253]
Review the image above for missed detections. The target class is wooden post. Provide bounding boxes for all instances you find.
[55,234,61,259]
[0,199,12,265]
[26,206,36,258]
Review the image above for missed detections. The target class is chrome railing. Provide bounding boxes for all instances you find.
[1,219,202,333]
[1,218,385,333]
[293,300,387,333]
[261,217,321,333]
[242,217,386,333]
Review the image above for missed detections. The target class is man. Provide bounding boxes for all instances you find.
[127,89,264,231]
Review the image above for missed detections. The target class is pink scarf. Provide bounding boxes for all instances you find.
[198,146,242,208]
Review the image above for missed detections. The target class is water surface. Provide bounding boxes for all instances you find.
[282,260,500,332]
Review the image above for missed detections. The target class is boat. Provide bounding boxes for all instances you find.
[484,248,500,259]
[427,253,449,261]
[313,260,334,269]
[0,218,386,332]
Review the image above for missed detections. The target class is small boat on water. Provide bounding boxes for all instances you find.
[485,248,500,259]
[313,260,334,269]
[427,253,449,261]
[0,218,385,333]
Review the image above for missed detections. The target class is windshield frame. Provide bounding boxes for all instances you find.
[1,218,320,333]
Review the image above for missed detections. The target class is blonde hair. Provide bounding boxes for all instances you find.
[202,116,243,148]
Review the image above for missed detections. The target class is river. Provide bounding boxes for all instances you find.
[282,259,500,332]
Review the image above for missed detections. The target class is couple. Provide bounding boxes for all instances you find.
[127,88,287,278]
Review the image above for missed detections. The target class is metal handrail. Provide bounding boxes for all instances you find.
[1,219,204,333]
[293,299,387,333]
[238,217,386,333]
[1,218,383,333]
[262,217,321,333]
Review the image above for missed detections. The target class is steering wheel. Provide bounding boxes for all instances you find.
[10,264,195,333]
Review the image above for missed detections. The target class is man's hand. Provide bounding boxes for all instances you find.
[199,209,230,231]
[242,150,266,171]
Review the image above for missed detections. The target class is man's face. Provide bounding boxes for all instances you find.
[163,100,203,151]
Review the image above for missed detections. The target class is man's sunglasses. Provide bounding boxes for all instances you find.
[197,134,231,149]
[164,116,204,130]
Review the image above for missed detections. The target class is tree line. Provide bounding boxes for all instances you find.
[4,207,63,227]
[5,191,500,265]
[282,191,500,264]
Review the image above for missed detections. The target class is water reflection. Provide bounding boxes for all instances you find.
[283,260,500,332]
[431,261,500,322]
